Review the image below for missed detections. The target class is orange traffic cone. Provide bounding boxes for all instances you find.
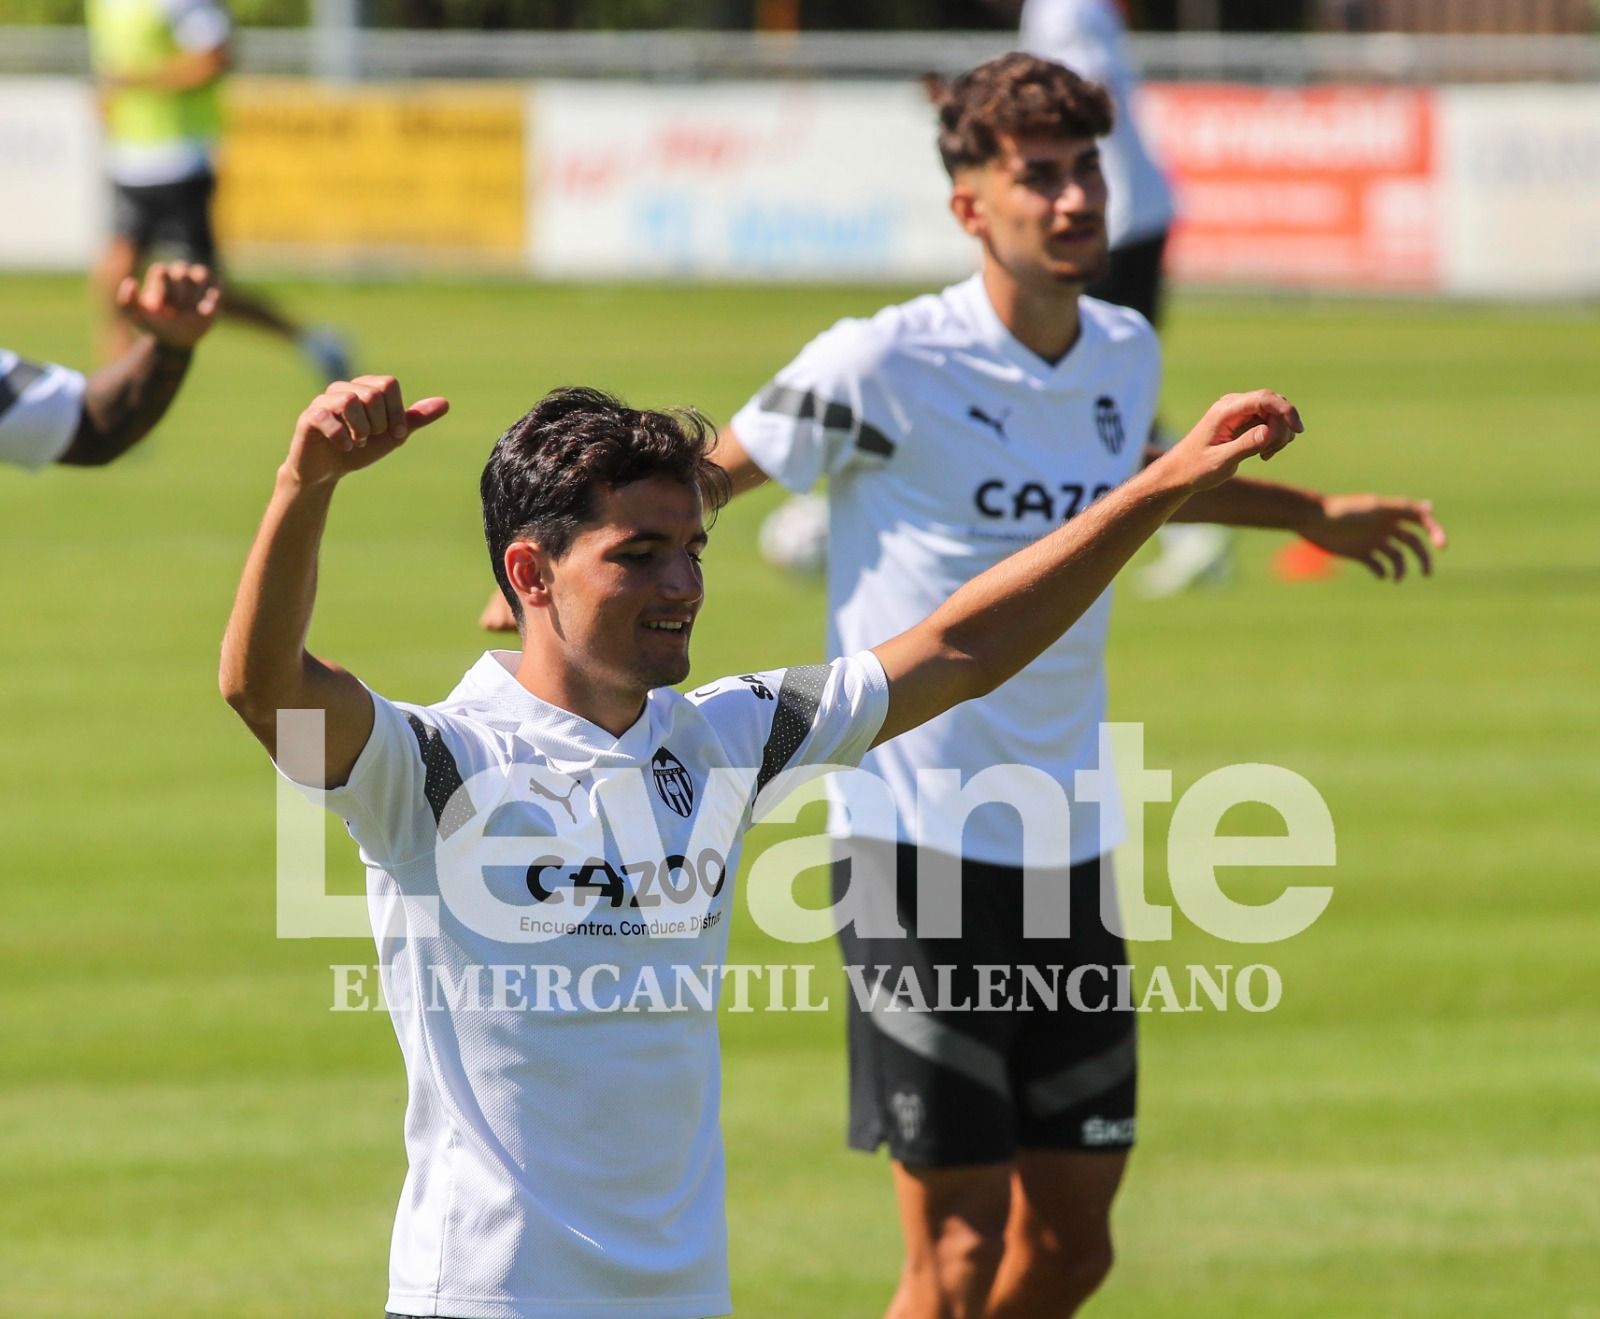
[1273,539,1339,582]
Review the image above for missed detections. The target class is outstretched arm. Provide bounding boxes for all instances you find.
[59,262,221,467]
[220,376,449,786]
[706,427,772,497]
[1160,457,1448,582]
[872,391,1302,746]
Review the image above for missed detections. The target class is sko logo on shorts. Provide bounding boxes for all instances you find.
[1081,1116,1136,1146]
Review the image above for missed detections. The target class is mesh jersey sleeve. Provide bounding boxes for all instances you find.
[275,686,496,870]
[728,318,905,493]
[689,651,889,815]
[0,351,84,471]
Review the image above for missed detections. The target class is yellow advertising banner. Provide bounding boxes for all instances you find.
[215,79,526,265]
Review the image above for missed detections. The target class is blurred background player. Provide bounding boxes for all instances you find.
[1019,0,1236,596]
[87,0,350,378]
[715,55,1446,1319]
[2,259,219,471]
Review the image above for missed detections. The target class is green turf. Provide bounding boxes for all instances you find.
[1,274,1596,1318]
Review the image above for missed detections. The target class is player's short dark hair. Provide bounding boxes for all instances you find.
[933,52,1115,178]
[481,386,732,624]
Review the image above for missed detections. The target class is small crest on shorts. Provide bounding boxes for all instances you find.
[1094,395,1126,455]
[651,746,695,818]
[1081,1115,1136,1146]
[889,1088,925,1145]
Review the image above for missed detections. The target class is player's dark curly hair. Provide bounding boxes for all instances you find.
[933,52,1114,178]
[481,386,732,625]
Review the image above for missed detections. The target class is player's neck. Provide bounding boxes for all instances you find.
[513,647,647,739]
[982,262,1083,365]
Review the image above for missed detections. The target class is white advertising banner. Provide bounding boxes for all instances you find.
[0,80,104,269]
[529,80,973,281]
[3,75,1599,298]
[1439,86,1600,297]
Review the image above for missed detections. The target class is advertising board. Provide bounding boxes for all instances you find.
[529,80,972,281]
[1142,84,1442,291]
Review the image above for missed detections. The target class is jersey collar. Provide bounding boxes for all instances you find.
[955,272,1102,386]
[455,651,660,768]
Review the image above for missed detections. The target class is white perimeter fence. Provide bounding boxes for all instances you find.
[2,30,1598,296]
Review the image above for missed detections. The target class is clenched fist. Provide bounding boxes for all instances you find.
[116,261,222,350]
[284,375,450,487]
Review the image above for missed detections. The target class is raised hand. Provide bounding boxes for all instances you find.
[1300,494,1447,581]
[116,261,222,350]
[1157,389,1305,495]
[285,375,450,487]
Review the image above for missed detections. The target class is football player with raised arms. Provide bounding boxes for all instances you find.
[711,54,1445,1319]
[221,356,1302,1316]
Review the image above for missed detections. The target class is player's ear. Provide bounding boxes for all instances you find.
[949,178,986,239]
[505,541,551,611]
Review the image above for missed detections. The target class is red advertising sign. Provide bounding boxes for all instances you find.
[1142,84,1442,290]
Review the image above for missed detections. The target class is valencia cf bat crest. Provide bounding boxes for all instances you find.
[652,746,695,817]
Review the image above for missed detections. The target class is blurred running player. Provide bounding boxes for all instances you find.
[715,55,1446,1319]
[88,0,350,378]
[2,260,218,470]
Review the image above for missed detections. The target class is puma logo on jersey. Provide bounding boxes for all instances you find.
[967,404,1011,441]
[528,776,583,823]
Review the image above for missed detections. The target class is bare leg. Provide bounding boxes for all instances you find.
[987,1149,1128,1318]
[219,281,352,381]
[218,280,303,341]
[886,1161,1012,1319]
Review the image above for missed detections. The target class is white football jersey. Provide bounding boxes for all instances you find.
[283,649,887,1319]
[0,350,84,470]
[1020,0,1177,248]
[731,276,1160,867]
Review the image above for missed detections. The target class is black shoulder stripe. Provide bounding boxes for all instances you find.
[756,664,830,795]
[405,713,475,840]
[759,383,816,421]
[0,359,46,423]
[820,399,853,431]
[856,421,895,457]
[756,382,897,460]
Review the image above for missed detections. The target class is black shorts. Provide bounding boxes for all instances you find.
[832,840,1137,1168]
[1087,229,1169,329]
[110,170,218,266]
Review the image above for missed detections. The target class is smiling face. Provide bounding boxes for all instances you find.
[954,132,1111,292]
[516,474,708,717]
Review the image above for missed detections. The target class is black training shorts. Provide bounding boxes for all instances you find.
[832,840,1137,1168]
[1087,229,1169,329]
[110,169,218,266]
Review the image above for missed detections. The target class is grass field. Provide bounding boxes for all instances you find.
[2,274,1597,1318]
